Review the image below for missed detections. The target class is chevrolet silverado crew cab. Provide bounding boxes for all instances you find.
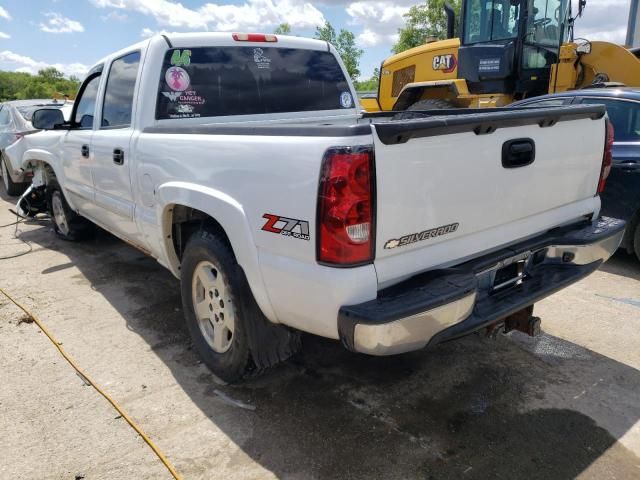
[11,33,624,382]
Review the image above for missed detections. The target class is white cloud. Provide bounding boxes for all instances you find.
[0,31,10,39]
[101,11,129,22]
[91,0,325,31]
[346,1,409,47]
[0,50,89,77]
[39,12,85,34]
[0,6,11,20]
[140,27,180,37]
[572,0,630,44]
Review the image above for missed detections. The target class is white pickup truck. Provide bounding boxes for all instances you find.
[11,33,624,382]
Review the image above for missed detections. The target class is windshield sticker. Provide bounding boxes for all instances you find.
[253,48,271,69]
[165,66,190,92]
[340,92,353,108]
[162,90,206,105]
[170,49,191,67]
[176,104,194,114]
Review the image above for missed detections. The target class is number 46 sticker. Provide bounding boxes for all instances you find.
[170,49,191,67]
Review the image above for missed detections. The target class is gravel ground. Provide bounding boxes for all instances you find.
[1,188,639,480]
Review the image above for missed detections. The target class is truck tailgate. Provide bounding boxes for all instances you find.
[371,105,607,285]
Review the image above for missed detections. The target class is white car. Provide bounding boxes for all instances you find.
[9,33,624,382]
[0,99,73,195]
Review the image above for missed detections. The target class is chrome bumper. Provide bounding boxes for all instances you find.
[339,217,625,356]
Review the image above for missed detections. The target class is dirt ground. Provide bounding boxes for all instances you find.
[1,187,639,480]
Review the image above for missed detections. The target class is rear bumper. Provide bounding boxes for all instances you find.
[338,217,625,356]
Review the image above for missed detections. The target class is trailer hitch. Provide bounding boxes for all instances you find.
[484,305,541,339]
[503,305,541,337]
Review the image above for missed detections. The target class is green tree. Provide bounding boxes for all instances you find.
[273,23,291,35]
[314,21,363,81]
[393,0,461,54]
[0,69,80,101]
[354,67,380,92]
[38,67,65,81]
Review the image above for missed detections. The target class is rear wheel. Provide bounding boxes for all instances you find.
[393,98,457,120]
[181,229,300,383]
[407,98,457,111]
[1,157,25,196]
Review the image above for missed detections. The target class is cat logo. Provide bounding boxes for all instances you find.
[432,54,457,73]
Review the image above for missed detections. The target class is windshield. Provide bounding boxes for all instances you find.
[522,0,568,69]
[464,0,521,44]
[524,0,568,47]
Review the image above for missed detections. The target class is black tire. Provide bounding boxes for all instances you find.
[1,157,26,196]
[393,98,457,120]
[407,98,457,111]
[181,229,300,383]
[46,178,92,241]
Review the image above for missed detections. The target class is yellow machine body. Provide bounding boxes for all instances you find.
[364,38,640,112]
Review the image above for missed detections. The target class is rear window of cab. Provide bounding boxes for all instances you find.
[155,47,353,120]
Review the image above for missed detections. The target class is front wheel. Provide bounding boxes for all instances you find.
[46,179,92,240]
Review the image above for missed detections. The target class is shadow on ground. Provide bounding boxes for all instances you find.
[16,224,640,480]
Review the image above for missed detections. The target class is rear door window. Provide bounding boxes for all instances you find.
[581,98,640,142]
[156,47,352,120]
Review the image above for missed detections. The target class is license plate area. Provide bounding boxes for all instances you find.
[492,259,526,291]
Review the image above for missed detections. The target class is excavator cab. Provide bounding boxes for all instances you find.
[458,0,571,98]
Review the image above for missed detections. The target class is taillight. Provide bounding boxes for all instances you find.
[598,120,614,194]
[232,33,277,42]
[317,147,375,266]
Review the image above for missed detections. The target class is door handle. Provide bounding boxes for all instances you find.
[502,139,535,168]
[81,144,90,158]
[113,148,124,165]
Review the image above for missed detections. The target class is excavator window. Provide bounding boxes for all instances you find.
[464,0,520,44]
[522,0,568,69]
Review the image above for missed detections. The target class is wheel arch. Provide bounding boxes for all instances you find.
[157,182,278,323]
[393,79,468,110]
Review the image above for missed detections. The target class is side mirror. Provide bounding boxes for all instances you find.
[32,108,65,130]
[578,0,587,17]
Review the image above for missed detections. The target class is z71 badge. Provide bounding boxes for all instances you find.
[384,223,459,250]
[262,214,310,241]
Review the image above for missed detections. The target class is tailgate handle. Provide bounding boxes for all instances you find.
[502,139,535,169]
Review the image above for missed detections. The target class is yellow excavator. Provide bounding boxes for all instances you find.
[361,0,640,112]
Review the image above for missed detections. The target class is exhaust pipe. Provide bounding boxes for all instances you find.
[444,3,456,39]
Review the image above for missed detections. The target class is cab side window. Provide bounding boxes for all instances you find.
[101,52,141,128]
[74,75,101,128]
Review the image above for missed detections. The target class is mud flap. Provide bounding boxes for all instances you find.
[233,264,301,372]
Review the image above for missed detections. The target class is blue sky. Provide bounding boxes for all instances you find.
[0,0,633,81]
